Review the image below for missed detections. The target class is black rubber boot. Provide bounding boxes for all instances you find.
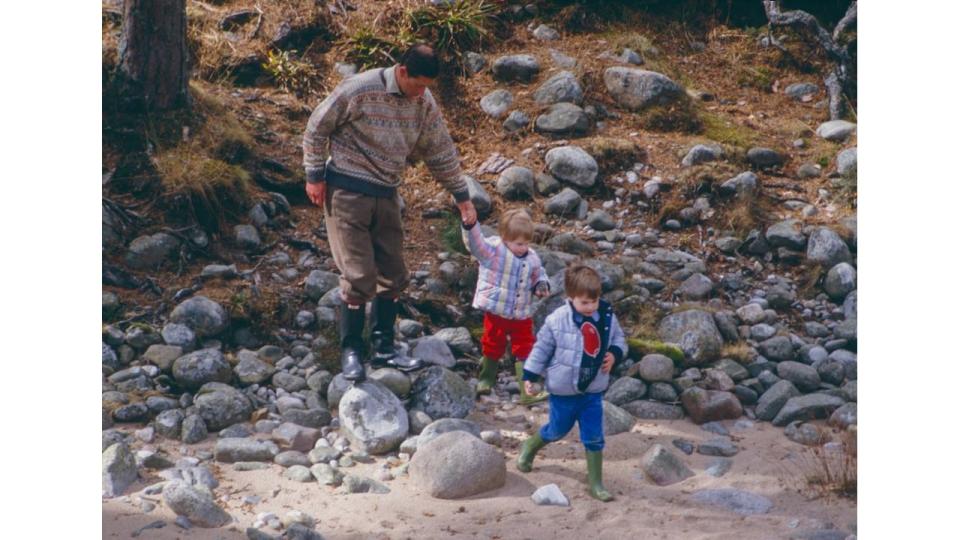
[339,303,366,383]
[371,296,423,371]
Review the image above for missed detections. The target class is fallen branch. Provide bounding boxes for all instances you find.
[762,0,856,120]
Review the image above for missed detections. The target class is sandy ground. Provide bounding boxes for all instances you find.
[103,401,856,540]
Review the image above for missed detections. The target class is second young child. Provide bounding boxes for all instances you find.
[518,264,627,501]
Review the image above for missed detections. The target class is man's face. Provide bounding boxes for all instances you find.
[504,238,529,257]
[571,295,600,317]
[396,66,435,100]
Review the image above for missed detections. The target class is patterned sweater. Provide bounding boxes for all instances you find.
[302,65,468,201]
[462,222,550,320]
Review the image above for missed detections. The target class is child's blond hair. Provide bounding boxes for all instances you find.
[498,208,534,242]
[564,263,602,300]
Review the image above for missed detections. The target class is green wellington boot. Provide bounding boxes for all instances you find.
[476,356,498,396]
[515,362,548,406]
[516,432,548,473]
[585,450,614,502]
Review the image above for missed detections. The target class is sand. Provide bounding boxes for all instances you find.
[103,404,856,540]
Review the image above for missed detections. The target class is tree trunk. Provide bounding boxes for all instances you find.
[118,0,189,111]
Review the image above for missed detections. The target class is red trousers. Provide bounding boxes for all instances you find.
[481,312,535,360]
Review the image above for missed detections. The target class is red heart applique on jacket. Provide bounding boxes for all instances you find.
[581,321,600,358]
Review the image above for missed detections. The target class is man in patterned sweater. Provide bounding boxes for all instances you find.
[303,44,477,382]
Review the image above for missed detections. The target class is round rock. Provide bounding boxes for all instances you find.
[545,145,598,188]
[409,431,506,499]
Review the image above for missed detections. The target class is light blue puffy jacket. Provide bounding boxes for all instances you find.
[523,300,627,396]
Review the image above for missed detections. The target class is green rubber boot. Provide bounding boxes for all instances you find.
[476,356,498,396]
[517,432,547,473]
[585,450,614,502]
[515,361,548,406]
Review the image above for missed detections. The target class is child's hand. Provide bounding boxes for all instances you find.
[524,380,538,395]
[601,352,615,374]
[534,282,550,298]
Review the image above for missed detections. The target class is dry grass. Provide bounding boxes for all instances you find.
[796,427,857,500]
[150,83,256,230]
[721,342,756,364]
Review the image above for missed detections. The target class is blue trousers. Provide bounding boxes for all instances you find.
[539,392,605,452]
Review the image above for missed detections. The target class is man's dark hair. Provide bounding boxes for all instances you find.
[400,44,440,78]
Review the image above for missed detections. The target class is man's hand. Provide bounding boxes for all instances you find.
[601,352,615,374]
[457,199,477,226]
[306,182,326,208]
[524,380,538,396]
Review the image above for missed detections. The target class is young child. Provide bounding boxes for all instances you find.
[517,264,627,502]
[462,209,551,403]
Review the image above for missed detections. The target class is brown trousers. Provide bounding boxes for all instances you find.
[324,186,408,304]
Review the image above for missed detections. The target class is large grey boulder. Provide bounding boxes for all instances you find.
[418,418,482,447]
[680,387,742,424]
[603,67,684,110]
[758,336,796,362]
[641,444,694,485]
[785,82,818,100]
[765,219,806,250]
[755,380,800,421]
[532,24,560,41]
[806,227,852,268]
[409,431,506,499]
[719,171,759,197]
[339,381,409,454]
[154,409,185,440]
[125,232,180,269]
[746,147,786,169]
[172,349,232,391]
[776,361,821,393]
[637,353,674,382]
[234,352,275,386]
[464,175,493,218]
[433,327,475,355]
[162,480,232,528]
[545,145,598,187]
[169,296,229,337]
[622,400,684,419]
[411,336,456,368]
[194,382,254,431]
[681,144,721,167]
[535,102,590,136]
[603,401,636,435]
[605,377,647,405]
[480,89,513,118]
[836,147,857,176]
[816,120,856,142]
[772,393,847,427]
[824,262,856,300]
[142,344,183,372]
[503,110,530,132]
[491,54,540,83]
[496,166,535,200]
[305,270,339,301]
[410,366,474,419]
[544,187,583,216]
[102,443,138,497]
[657,310,723,366]
[533,71,583,105]
[679,273,714,301]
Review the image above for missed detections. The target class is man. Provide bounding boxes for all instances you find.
[303,44,477,383]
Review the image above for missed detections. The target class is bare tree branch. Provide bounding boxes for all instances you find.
[833,1,858,42]
[762,0,856,120]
